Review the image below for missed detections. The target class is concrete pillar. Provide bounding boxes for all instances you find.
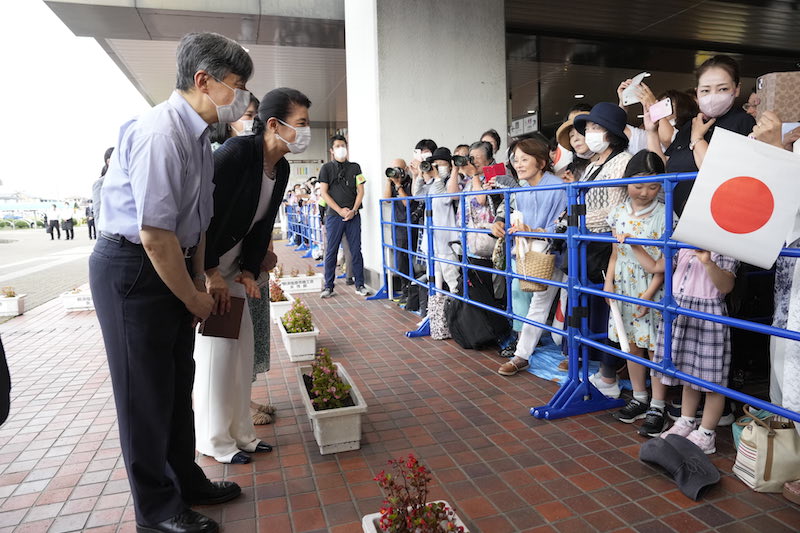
[344,0,507,289]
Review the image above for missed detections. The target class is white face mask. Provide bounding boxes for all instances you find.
[437,165,450,179]
[420,151,432,160]
[333,146,348,161]
[208,80,251,124]
[236,119,254,136]
[575,148,595,160]
[276,119,311,154]
[668,118,677,127]
[584,131,610,154]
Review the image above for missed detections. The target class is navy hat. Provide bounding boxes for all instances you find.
[573,102,628,143]
[427,147,452,164]
[640,435,720,500]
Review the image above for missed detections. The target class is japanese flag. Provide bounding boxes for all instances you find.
[673,129,800,269]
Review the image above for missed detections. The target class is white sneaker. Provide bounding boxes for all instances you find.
[686,429,716,454]
[660,417,695,440]
[355,285,370,296]
[588,372,620,399]
[320,288,334,299]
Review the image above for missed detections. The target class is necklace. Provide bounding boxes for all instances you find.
[263,158,277,181]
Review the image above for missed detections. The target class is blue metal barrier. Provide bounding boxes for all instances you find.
[283,204,324,263]
[378,172,800,425]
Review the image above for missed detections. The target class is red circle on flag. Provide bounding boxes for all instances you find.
[710,176,774,234]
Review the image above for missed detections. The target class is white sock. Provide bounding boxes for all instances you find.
[650,399,666,410]
[699,425,716,437]
[681,416,696,427]
[633,391,649,404]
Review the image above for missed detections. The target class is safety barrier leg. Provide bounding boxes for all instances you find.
[532,184,624,419]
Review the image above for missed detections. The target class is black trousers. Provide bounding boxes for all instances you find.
[87,219,96,239]
[49,220,60,239]
[89,237,208,526]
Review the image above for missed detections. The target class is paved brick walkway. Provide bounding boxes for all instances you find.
[0,241,798,532]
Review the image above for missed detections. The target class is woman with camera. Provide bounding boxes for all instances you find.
[383,159,413,304]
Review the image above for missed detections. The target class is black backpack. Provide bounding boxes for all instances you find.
[446,269,510,349]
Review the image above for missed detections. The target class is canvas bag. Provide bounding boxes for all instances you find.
[516,237,555,292]
[465,194,497,258]
[732,405,800,493]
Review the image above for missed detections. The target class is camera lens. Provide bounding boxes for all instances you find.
[420,161,432,172]
[385,167,397,178]
[452,155,467,167]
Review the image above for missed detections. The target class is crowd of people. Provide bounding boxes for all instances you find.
[380,54,800,461]
[85,29,799,532]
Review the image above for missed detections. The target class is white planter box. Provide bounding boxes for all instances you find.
[269,293,295,324]
[297,363,367,455]
[0,295,26,317]
[361,501,469,532]
[270,273,323,293]
[278,318,319,362]
[60,291,94,312]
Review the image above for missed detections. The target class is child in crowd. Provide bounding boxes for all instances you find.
[600,151,668,426]
[626,241,738,452]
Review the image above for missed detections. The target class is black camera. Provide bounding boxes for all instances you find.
[385,167,406,179]
[420,160,432,172]
[452,155,468,167]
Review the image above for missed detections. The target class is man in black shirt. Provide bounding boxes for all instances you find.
[318,134,369,297]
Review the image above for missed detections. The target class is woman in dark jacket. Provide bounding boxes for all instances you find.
[193,88,312,464]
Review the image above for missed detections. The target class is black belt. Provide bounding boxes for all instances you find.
[100,231,197,258]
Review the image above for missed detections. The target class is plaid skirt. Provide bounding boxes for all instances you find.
[652,293,731,392]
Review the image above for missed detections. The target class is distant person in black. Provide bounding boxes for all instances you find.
[92,147,114,234]
[86,200,96,239]
[318,134,369,298]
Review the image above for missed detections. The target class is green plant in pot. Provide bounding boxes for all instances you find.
[308,348,352,410]
[281,298,313,333]
[269,279,288,303]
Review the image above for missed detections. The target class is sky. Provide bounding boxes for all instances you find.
[0,0,150,200]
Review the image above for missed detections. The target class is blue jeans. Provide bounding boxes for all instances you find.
[324,212,364,289]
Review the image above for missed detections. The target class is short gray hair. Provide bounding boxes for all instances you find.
[175,32,253,91]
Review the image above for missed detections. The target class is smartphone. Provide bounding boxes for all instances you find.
[483,163,505,180]
[649,98,673,123]
[622,72,651,106]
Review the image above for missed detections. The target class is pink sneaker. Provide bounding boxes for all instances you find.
[659,417,695,439]
[686,429,716,454]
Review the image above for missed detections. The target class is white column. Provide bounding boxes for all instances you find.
[344,0,507,288]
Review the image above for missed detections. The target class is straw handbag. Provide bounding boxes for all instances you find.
[516,237,555,292]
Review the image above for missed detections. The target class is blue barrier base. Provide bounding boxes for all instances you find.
[316,262,324,267]
[301,250,312,258]
[531,378,625,420]
[295,244,308,252]
[367,284,390,300]
[285,240,295,246]
[405,318,430,338]
[337,273,346,279]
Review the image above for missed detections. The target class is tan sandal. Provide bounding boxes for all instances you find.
[498,358,530,376]
[252,410,273,425]
[250,401,276,415]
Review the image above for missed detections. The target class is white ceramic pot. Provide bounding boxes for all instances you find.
[296,363,367,455]
[269,292,295,324]
[278,318,319,362]
[361,500,469,532]
[269,273,323,293]
[0,295,26,317]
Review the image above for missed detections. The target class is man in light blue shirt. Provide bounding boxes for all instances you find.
[89,32,252,533]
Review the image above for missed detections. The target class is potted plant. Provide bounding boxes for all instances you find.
[296,348,367,454]
[362,454,468,532]
[0,287,26,317]
[270,262,323,293]
[59,286,95,312]
[268,279,295,324]
[278,298,320,362]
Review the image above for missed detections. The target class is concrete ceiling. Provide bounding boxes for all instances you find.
[46,0,799,134]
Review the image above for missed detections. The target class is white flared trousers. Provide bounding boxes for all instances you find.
[514,270,564,359]
[193,249,259,462]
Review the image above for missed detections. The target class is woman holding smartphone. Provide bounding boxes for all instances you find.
[644,55,755,216]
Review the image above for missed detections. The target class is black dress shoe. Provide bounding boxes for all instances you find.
[229,451,250,464]
[254,441,273,453]
[136,510,218,533]
[185,481,242,506]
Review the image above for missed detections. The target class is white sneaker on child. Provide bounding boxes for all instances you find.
[659,417,695,439]
[588,372,621,399]
[686,430,716,454]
